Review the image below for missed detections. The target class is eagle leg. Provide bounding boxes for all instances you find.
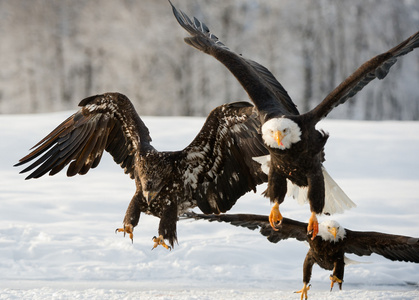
[329,275,343,291]
[115,224,134,243]
[307,212,319,240]
[294,283,311,300]
[152,235,172,251]
[269,202,283,231]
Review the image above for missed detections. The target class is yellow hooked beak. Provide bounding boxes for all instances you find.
[329,227,338,239]
[143,191,158,204]
[274,130,283,147]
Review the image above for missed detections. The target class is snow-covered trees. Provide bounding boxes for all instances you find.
[1,0,418,119]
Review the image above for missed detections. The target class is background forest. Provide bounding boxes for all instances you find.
[1,0,419,119]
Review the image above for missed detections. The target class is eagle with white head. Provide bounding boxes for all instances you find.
[172,1,419,238]
[184,212,419,298]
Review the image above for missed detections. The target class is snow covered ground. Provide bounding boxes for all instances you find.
[1,111,419,299]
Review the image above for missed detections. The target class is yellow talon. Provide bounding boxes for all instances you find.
[152,235,171,251]
[307,212,319,240]
[269,202,283,231]
[329,275,343,291]
[115,224,134,242]
[295,283,311,300]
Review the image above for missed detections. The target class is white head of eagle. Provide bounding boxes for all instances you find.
[318,220,346,242]
[261,117,301,150]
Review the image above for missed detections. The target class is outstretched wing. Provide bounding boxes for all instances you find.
[170,2,299,120]
[308,31,419,121]
[15,93,153,180]
[183,212,308,243]
[344,229,419,263]
[181,102,268,214]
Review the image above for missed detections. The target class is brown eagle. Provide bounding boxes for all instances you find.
[184,212,419,299]
[15,93,268,249]
[171,2,419,238]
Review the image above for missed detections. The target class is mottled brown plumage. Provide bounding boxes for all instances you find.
[15,93,268,248]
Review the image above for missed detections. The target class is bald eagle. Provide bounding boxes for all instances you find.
[184,212,419,297]
[15,93,269,249]
[171,2,419,238]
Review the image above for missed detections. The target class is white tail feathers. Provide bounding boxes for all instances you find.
[344,255,368,266]
[321,167,357,214]
[287,167,356,215]
[252,155,356,215]
[286,180,308,206]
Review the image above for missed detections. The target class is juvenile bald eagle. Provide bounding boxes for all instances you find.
[171,2,419,238]
[184,212,419,298]
[15,93,269,249]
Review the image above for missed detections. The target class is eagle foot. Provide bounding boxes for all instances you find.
[152,235,171,251]
[115,224,134,243]
[307,212,319,240]
[269,202,283,231]
[329,275,343,291]
[295,283,311,300]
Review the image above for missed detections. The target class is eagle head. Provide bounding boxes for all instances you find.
[141,178,163,204]
[261,117,301,150]
[139,155,172,204]
[318,220,346,242]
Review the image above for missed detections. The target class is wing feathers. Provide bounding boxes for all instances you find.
[183,102,268,214]
[171,2,299,118]
[67,118,104,176]
[183,212,308,243]
[345,230,419,263]
[15,93,150,180]
[310,31,419,121]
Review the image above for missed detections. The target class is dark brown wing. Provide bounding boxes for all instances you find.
[344,229,419,263]
[171,2,299,120]
[15,93,153,180]
[308,31,419,121]
[183,212,308,243]
[181,102,268,214]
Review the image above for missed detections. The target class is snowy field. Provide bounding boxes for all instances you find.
[1,111,419,299]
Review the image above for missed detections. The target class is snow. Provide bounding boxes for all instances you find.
[1,112,419,299]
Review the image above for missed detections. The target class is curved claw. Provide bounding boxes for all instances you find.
[307,212,319,240]
[269,202,283,231]
[151,235,171,251]
[295,283,311,300]
[329,275,343,291]
[115,224,134,243]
